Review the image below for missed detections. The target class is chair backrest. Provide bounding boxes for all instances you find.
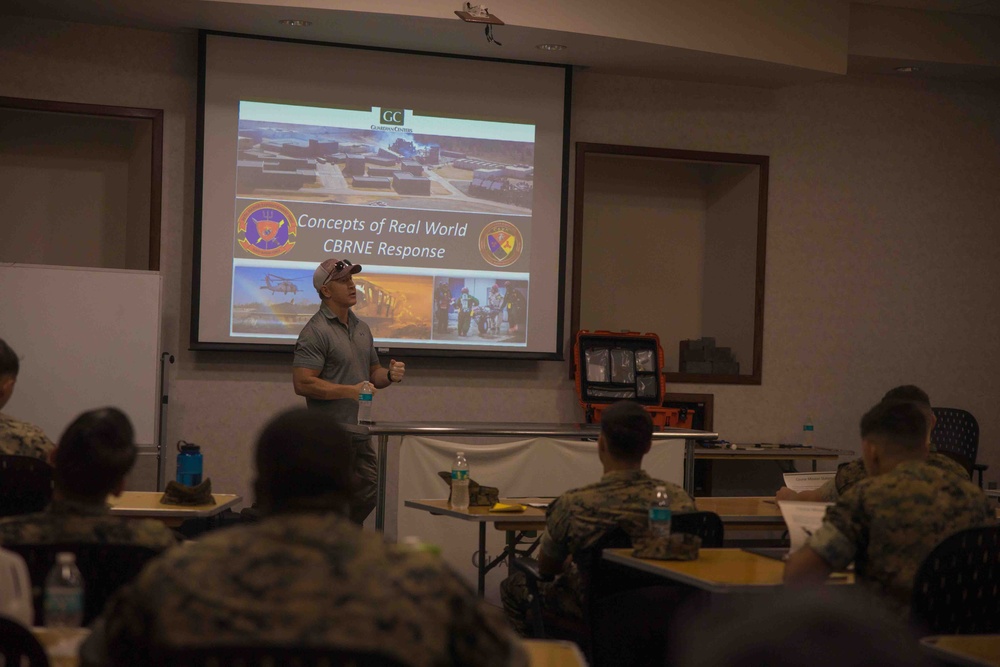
[672,511,725,548]
[153,645,410,667]
[0,455,53,518]
[930,407,979,476]
[6,542,161,626]
[0,616,50,667]
[910,525,1000,634]
[575,525,634,599]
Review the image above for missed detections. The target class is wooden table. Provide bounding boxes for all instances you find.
[404,498,549,596]
[523,639,587,667]
[32,627,90,667]
[695,496,784,531]
[602,547,852,593]
[108,491,242,527]
[920,635,1000,667]
[603,547,787,592]
[28,630,585,667]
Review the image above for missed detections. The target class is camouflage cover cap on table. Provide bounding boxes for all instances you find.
[436,471,500,507]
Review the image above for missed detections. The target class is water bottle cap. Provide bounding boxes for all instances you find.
[178,440,201,453]
[56,552,76,564]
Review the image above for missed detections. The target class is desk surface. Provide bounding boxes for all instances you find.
[32,627,90,667]
[603,547,788,592]
[108,491,241,518]
[695,496,783,524]
[920,635,1000,667]
[404,498,549,523]
[523,639,587,667]
[363,421,716,440]
[29,630,584,667]
[695,445,846,460]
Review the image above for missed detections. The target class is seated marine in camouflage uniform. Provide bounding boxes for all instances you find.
[500,400,696,636]
[776,385,968,503]
[784,400,994,616]
[0,338,55,460]
[83,408,526,667]
[0,407,176,550]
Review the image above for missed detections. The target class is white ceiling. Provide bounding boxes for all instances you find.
[2,0,999,86]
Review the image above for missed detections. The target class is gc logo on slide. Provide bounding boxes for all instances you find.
[479,220,523,267]
[380,108,405,126]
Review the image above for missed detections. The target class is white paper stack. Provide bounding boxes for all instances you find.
[777,500,833,552]
[782,471,836,492]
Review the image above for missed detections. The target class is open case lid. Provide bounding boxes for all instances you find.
[574,330,665,407]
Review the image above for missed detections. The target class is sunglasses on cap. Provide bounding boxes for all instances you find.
[321,260,354,286]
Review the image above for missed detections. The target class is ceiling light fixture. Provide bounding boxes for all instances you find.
[894,66,920,73]
[278,19,312,27]
[536,44,567,51]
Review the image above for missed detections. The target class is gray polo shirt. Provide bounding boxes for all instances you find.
[293,304,380,424]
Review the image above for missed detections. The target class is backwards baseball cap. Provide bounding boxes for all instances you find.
[313,259,362,290]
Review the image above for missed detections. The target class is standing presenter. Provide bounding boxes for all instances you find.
[292,258,405,524]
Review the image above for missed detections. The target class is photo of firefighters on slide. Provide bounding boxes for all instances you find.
[432,277,527,343]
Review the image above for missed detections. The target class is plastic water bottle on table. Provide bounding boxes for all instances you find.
[648,485,672,538]
[451,451,470,511]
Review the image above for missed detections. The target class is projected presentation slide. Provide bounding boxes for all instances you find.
[195,33,567,357]
[230,101,532,347]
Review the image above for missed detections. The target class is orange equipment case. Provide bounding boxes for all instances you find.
[574,330,693,428]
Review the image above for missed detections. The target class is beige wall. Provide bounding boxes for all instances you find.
[2,16,999,503]
[0,109,148,269]
[579,155,706,370]
[702,165,760,371]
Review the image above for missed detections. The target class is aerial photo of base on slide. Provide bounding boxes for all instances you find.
[236,119,535,217]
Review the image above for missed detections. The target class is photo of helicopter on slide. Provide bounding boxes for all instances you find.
[230,264,431,339]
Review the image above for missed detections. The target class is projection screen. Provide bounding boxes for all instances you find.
[193,32,571,358]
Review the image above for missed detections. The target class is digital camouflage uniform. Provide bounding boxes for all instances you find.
[806,459,994,616]
[500,469,695,635]
[0,498,177,550]
[0,412,55,460]
[94,512,527,667]
[819,451,971,502]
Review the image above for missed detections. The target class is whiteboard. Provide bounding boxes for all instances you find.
[0,264,161,446]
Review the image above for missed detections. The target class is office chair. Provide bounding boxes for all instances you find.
[672,510,725,548]
[6,542,161,626]
[153,645,410,667]
[931,407,987,487]
[911,525,1000,634]
[0,616,50,667]
[513,512,724,666]
[0,455,53,518]
[511,525,633,644]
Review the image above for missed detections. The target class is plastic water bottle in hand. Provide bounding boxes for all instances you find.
[450,451,470,511]
[44,552,84,627]
[357,381,374,425]
[648,485,672,539]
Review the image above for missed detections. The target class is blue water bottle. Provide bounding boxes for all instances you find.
[176,441,203,486]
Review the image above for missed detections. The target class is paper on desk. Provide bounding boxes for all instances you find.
[782,471,836,492]
[778,500,833,552]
